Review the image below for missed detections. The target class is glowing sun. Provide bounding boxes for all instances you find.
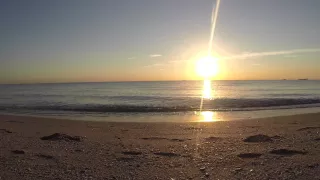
[196,56,219,78]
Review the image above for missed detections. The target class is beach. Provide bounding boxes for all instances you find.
[2,0,320,179]
[1,113,319,180]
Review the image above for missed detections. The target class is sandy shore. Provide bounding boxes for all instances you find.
[0,113,320,180]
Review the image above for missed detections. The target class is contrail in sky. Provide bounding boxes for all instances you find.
[208,0,221,56]
[199,0,221,113]
[196,0,222,157]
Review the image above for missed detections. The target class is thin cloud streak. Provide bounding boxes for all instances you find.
[149,54,162,58]
[127,57,136,60]
[221,48,320,60]
[143,48,320,69]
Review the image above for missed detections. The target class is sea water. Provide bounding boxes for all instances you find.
[1,80,320,122]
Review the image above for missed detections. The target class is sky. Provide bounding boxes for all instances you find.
[1,0,320,84]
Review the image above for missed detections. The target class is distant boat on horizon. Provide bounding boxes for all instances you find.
[298,78,308,80]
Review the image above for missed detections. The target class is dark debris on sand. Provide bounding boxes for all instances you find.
[122,151,143,155]
[116,157,135,161]
[36,154,55,160]
[141,137,190,142]
[153,152,180,157]
[169,138,191,142]
[307,163,320,169]
[11,150,25,154]
[243,134,272,142]
[204,136,221,142]
[184,127,202,131]
[0,129,12,133]
[270,149,307,156]
[271,135,282,139]
[237,153,262,159]
[6,120,24,123]
[75,149,84,152]
[40,133,83,142]
[141,137,167,140]
[297,127,320,131]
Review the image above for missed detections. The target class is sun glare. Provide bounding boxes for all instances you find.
[196,56,219,78]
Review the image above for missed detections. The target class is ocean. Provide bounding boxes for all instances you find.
[1,80,320,122]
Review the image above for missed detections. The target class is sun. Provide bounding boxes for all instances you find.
[196,56,219,78]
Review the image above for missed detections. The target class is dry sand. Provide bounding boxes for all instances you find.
[0,113,320,180]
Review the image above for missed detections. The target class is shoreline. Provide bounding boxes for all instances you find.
[1,111,320,123]
[1,113,320,179]
[2,106,320,123]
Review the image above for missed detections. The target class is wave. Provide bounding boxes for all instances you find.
[200,98,320,109]
[1,98,320,113]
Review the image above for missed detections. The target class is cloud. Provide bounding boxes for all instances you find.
[127,57,136,60]
[149,54,162,58]
[222,48,320,60]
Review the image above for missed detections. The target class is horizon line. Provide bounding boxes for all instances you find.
[1,79,319,85]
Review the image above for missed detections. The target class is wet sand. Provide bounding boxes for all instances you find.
[0,113,320,180]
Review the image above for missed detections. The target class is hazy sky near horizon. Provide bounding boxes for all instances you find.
[1,0,320,83]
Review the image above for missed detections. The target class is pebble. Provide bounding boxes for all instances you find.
[200,167,206,171]
[234,168,242,172]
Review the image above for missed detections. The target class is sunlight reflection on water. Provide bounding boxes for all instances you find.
[202,79,213,99]
[194,111,220,122]
[201,111,215,122]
